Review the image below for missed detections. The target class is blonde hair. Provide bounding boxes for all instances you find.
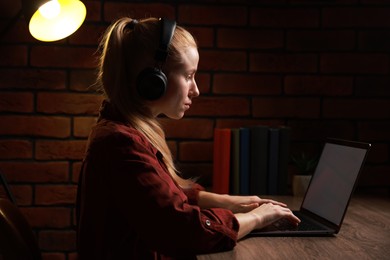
[96,17,197,188]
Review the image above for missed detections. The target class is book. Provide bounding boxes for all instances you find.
[212,128,231,194]
[230,128,240,195]
[239,128,250,195]
[268,128,279,195]
[277,126,291,195]
[250,125,269,195]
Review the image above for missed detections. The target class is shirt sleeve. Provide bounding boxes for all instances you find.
[181,183,204,206]
[105,132,239,257]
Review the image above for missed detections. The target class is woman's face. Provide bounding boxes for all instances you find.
[150,46,199,119]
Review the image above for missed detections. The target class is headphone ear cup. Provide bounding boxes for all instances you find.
[136,67,167,100]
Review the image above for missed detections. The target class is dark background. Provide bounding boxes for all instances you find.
[1,0,389,258]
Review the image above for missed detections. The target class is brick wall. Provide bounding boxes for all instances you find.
[1,0,390,258]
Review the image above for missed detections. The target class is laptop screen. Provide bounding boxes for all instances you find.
[301,141,369,226]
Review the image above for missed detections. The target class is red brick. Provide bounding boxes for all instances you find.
[35,185,77,205]
[323,98,390,119]
[355,76,390,96]
[84,0,101,22]
[1,20,35,43]
[41,253,66,260]
[177,163,213,185]
[69,70,98,92]
[186,27,214,48]
[323,7,390,28]
[0,69,66,90]
[0,92,34,112]
[39,230,76,251]
[0,185,33,206]
[72,161,82,183]
[0,0,21,17]
[20,207,71,228]
[30,46,98,68]
[159,118,214,139]
[179,5,247,25]
[186,97,250,116]
[104,2,175,21]
[320,53,389,74]
[199,50,247,71]
[0,162,69,183]
[196,73,211,94]
[252,97,320,118]
[358,30,390,51]
[35,140,87,160]
[251,7,319,28]
[284,76,353,96]
[287,30,355,51]
[69,24,106,45]
[73,117,97,138]
[288,120,355,141]
[0,140,32,159]
[0,45,28,66]
[179,142,213,162]
[217,29,283,49]
[167,141,177,160]
[0,115,71,138]
[68,252,78,260]
[37,92,103,115]
[250,53,317,73]
[213,74,282,95]
[359,121,390,141]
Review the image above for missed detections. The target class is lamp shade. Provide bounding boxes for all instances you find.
[22,0,86,42]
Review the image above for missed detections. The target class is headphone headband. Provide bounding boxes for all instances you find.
[155,18,176,62]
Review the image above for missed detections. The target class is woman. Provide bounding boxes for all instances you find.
[76,17,300,260]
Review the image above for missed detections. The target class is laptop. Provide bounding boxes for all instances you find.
[250,138,371,236]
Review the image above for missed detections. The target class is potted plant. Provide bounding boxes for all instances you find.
[291,153,319,196]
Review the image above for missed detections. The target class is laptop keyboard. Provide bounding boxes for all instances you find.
[272,216,326,231]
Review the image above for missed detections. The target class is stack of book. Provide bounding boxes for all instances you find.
[212,126,290,195]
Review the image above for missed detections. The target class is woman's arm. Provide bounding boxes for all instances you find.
[198,190,287,213]
[198,190,300,240]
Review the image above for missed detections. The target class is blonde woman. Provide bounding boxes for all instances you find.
[76,17,300,260]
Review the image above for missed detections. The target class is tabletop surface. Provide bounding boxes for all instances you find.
[197,195,390,259]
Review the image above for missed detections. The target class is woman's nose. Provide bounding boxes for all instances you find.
[190,80,200,98]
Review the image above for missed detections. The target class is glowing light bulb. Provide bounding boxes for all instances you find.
[38,0,61,19]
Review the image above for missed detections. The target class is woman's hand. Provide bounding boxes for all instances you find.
[223,195,287,214]
[235,203,300,239]
[198,191,288,213]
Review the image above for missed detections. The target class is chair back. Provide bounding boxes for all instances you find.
[0,198,42,260]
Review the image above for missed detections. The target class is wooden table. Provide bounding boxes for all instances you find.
[198,195,390,259]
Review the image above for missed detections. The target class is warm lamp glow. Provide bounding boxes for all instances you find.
[29,0,86,42]
[38,0,61,19]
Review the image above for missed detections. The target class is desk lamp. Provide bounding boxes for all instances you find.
[1,0,86,42]
[24,0,86,41]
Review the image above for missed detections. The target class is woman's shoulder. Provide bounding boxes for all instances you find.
[89,118,152,152]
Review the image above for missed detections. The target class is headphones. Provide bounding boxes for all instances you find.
[136,18,177,100]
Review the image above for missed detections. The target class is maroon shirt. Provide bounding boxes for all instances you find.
[76,101,239,260]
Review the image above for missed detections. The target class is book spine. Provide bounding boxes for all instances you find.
[212,128,231,194]
[277,127,291,195]
[250,126,269,195]
[230,129,240,195]
[239,128,250,195]
[268,128,279,195]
